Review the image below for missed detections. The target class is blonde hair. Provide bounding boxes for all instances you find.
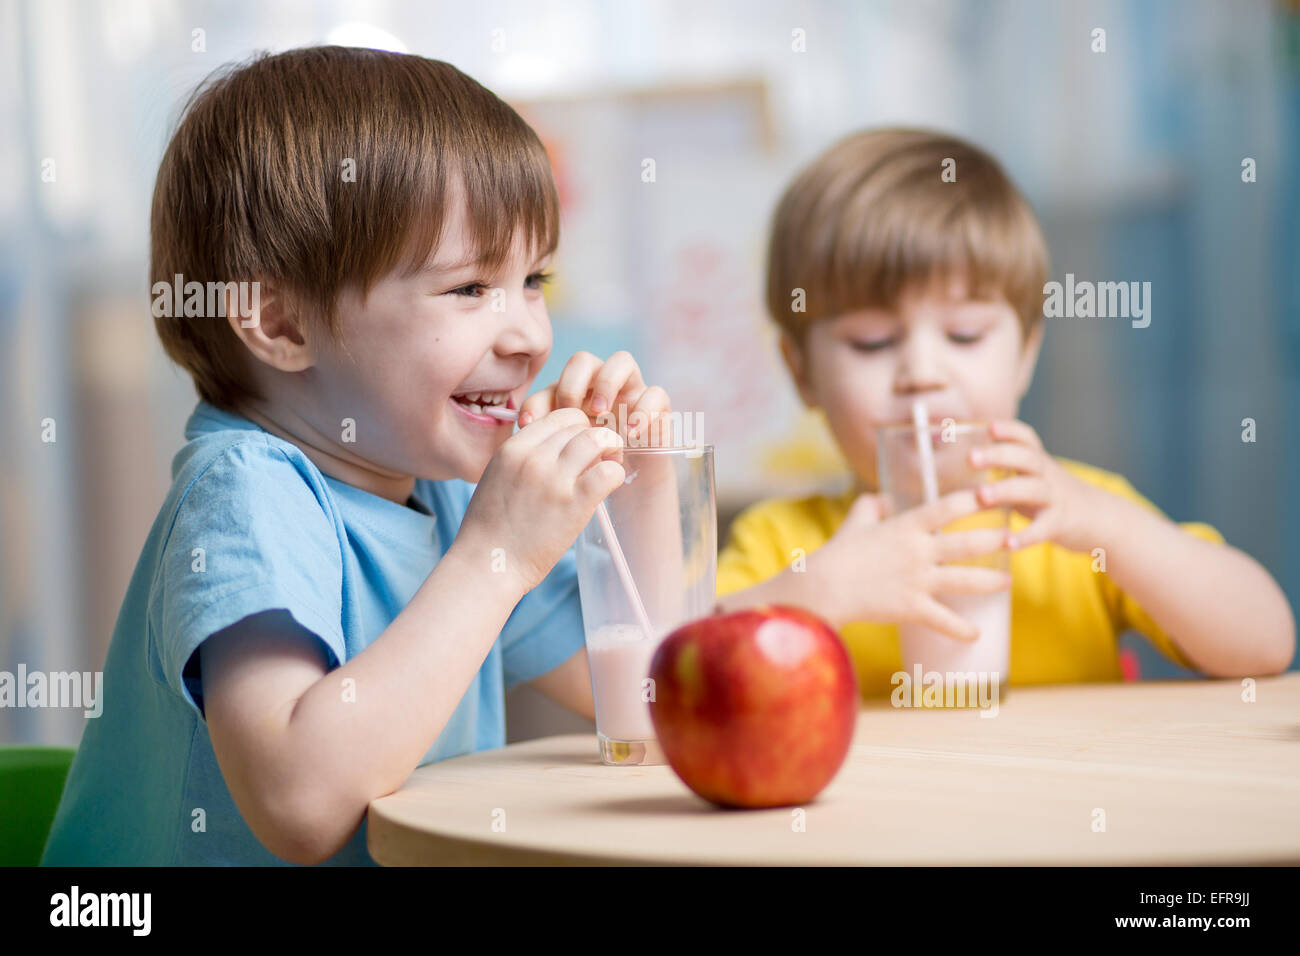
[151,46,559,410]
[766,127,1048,342]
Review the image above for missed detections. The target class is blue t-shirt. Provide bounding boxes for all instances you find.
[40,400,586,866]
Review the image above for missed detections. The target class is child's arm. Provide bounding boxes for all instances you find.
[201,407,623,865]
[1081,493,1292,676]
[526,648,595,721]
[974,420,1295,677]
[716,489,1012,641]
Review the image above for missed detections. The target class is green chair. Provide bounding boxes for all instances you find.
[0,746,75,866]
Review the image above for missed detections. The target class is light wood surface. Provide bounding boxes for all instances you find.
[367,673,1300,865]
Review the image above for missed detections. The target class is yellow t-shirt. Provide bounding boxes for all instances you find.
[716,457,1225,698]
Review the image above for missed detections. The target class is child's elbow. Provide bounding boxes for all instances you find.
[263,828,333,867]
[1264,603,1296,675]
[253,787,362,866]
[1242,598,1296,677]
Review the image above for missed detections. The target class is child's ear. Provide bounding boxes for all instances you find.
[225,283,316,373]
[778,331,818,409]
[1013,320,1044,402]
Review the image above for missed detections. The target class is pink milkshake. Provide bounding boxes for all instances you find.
[898,591,1010,701]
[586,624,658,741]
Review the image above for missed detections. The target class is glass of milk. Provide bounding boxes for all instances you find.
[876,421,1011,707]
[576,444,716,765]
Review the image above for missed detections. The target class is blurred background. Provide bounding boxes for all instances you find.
[2,0,1296,746]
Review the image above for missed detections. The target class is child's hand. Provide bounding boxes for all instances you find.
[458,407,626,592]
[968,420,1110,553]
[518,350,671,446]
[812,489,1011,642]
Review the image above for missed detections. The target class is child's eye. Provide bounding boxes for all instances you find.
[525,270,554,290]
[850,337,896,352]
[446,282,488,298]
[948,331,984,345]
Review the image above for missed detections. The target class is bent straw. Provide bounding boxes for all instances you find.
[912,399,940,505]
[482,403,655,638]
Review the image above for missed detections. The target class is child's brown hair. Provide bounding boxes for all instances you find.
[151,46,559,410]
[766,128,1048,343]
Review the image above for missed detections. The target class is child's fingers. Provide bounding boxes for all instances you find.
[534,421,595,463]
[628,383,670,416]
[626,382,670,416]
[508,406,588,452]
[554,351,604,410]
[1008,515,1053,552]
[988,419,1044,450]
[913,598,980,643]
[933,527,1010,564]
[557,425,624,479]
[929,565,1012,595]
[976,476,1049,510]
[589,351,644,415]
[845,493,889,525]
[627,385,671,444]
[915,488,985,532]
[518,385,557,425]
[969,441,1042,475]
[575,459,628,509]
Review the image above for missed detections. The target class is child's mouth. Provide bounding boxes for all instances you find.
[450,389,515,425]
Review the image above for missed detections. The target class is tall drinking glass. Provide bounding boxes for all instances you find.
[876,421,1011,705]
[576,445,716,765]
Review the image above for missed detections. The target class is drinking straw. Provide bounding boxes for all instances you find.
[911,398,939,504]
[593,501,656,639]
[480,405,522,422]
[482,403,655,638]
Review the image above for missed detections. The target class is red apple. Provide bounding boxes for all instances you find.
[649,604,858,808]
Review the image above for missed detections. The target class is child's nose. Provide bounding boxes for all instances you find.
[895,338,947,392]
[494,297,549,358]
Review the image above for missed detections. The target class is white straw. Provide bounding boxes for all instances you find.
[594,500,655,639]
[484,403,655,638]
[912,399,939,504]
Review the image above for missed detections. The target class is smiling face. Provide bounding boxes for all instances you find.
[300,199,555,485]
[783,275,1043,491]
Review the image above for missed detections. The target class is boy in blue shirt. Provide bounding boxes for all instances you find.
[41,46,669,866]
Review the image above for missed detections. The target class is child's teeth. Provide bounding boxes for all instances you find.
[455,390,508,412]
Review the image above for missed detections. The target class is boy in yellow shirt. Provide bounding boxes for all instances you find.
[715,128,1294,698]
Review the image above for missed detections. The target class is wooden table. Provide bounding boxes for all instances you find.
[367,673,1300,865]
